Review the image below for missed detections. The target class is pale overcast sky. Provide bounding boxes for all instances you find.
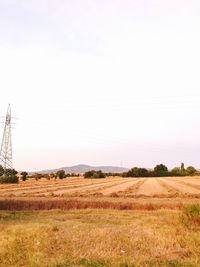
[1,0,200,171]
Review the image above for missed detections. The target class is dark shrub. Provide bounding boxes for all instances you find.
[84,170,105,179]
[0,175,18,184]
[0,165,4,176]
[56,170,66,179]
[21,171,28,181]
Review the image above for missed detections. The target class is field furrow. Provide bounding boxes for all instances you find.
[50,180,127,196]
[167,177,200,189]
[0,178,124,197]
[135,178,169,196]
[159,178,200,194]
[99,179,139,195]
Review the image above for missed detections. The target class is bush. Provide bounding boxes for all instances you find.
[84,170,105,179]
[34,173,43,180]
[56,170,65,179]
[21,171,28,181]
[0,175,18,184]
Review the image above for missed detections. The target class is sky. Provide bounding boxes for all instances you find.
[1,0,200,171]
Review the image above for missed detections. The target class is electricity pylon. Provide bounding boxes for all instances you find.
[0,104,12,173]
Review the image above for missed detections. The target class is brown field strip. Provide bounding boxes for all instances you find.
[135,178,169,196]
[0,195,200,211]
[0,198,185,211]
[159,178,200,195]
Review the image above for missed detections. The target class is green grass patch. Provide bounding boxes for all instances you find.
[0,211,27,222]
[53,259,195,267]
[53,258,110,267]
[182,204,200,228]
[145,259,195,267]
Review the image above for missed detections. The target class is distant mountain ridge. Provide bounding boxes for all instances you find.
[38,164,128,174]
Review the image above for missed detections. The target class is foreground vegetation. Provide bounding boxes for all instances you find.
[0,205,199,267]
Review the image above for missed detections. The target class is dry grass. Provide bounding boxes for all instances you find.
[0,208,200,266]
[0,198,186,211]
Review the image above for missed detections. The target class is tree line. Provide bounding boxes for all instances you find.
[84,163,199,178]
[0,165,81,183]
[0,162,199,183]
[122,163,198,177]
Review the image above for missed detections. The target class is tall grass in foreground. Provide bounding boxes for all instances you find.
[181,204,200,229]
[0,208,200,266]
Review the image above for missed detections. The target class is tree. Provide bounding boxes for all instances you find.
[126,167,149,177]
[95,170,105,178]
[4,168,18,176]
[84,170,94,178]
[56,170,65,179]
[171,167,182,176]
[21,171,28,181]
[186,166,196,176]
[181,163,185,171]
[154,164,168,172]
[153,164,169,177]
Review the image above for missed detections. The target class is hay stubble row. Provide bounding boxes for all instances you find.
[0,176,200,198]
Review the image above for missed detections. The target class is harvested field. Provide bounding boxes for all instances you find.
[160,178,200,195]
[99,178,140,195]
[50,179,127,196]
[167,177,200,189]
[0,176,200,198]
[135,178,169,196]
[1,177,200,267]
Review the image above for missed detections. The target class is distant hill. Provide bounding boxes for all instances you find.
[37,164,128,174]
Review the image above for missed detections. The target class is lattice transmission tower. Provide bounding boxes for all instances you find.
[0,104,13,173]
